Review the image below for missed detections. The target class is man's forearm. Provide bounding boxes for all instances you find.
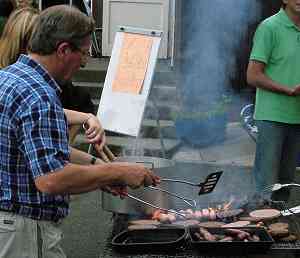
[35,163,124,195]
[248,72,293,96]
[247,61,293,96]
[69,146,103,165]
[64,109,91,126]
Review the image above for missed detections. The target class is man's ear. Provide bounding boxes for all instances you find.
[56,42,71,58]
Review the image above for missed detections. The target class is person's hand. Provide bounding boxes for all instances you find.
[101,186,128,199]
[291,85,300,96]
[83,114,106,147]
[113,162,160,189]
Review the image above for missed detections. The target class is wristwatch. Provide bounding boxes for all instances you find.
[90,156,97,165]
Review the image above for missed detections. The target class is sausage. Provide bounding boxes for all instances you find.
[194,232,204,240]
[209,209,216,220]
[219,236,234,242]
[225,228,250,238]
[194,210,202,220]
[199,227,216,241]
[202,209,210,219]
[157,213,171,224]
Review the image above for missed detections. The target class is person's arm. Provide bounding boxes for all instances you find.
[69,146,127,197]
[69,146,103,165]
[64,108,105,146]
[64,109,91,125]
[246,60,294,96]
[34,162,160,195]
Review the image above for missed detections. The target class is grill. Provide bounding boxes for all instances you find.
[269,201,300,253]
[106,200,300,257]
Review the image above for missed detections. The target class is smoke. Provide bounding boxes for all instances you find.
[179,0,262,112]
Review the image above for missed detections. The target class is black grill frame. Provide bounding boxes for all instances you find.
[269,201,300,253]
[111,200,300,256]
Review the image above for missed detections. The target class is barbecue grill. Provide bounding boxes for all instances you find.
[101,162,300,257]
[105,201,300,257]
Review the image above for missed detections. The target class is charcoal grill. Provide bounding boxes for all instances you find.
[108,200,300,257]
[269,201,300,254]
[103,162,300,257]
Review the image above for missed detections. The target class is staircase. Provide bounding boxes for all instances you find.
[72,57,180,158]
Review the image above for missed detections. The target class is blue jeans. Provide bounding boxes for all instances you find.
[253,120,300,193]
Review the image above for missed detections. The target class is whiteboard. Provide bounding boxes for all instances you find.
[97,26,162,136]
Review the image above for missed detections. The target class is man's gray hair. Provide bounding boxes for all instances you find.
[28,5,95,55]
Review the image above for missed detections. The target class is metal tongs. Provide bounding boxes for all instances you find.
[127,170,223,218]
[91,146,223,218]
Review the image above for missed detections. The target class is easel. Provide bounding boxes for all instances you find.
[88,26,161,156]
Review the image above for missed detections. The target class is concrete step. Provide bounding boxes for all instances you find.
[72,57,108,83]
[74,134,180,158]
[73,81,178,104]
[91,98,179,121]
[72,81,104,100]
[72,57,178,85]
[72,117,178,157]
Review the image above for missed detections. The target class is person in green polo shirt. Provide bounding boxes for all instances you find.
[247,0,300,201]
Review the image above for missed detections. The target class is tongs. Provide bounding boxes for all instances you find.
[93,144,116,162]
[83,121,116,162]
[92,146,223,217]
[127,171,223,218]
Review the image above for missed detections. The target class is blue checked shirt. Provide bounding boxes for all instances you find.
[0,55,70,221]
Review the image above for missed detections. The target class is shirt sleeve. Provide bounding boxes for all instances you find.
[250,21,275,64]
[19,99,70,178]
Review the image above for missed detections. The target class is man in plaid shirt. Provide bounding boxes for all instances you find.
[0,5,159,258]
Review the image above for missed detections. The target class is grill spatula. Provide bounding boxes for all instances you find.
[161,170,223,195]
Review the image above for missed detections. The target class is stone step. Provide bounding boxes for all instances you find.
[72,81,104,100]
[142,119,174,127]
[91,98,179,121]
[72,119,176,144]
[72,57,108,83]
[73,80,178,100]
[72,57,178,85]
[73,134,180,158]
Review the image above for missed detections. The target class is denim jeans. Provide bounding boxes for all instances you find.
[253,120,300,196]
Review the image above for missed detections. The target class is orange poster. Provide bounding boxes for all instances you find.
[112,33,153,94]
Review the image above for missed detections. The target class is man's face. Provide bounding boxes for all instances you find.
[60,36,91,81]
[283,0,300,13]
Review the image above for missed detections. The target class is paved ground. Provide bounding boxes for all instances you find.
[172,122,256,167]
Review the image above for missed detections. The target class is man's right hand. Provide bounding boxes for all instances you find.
[291,85,300,96]
[114,162,160,189]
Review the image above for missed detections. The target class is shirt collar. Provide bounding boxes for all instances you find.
[17,54,62,94]
[278,8,300,31]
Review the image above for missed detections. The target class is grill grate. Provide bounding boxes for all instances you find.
[269,201,300,252]
[111,200,300,255]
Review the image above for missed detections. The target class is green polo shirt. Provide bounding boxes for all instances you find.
[250,9,300,124]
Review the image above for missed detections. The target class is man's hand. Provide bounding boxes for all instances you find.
[101,186,128,199]
[83,114,106,147]
[291,85,300,96]
[113,162,160,189]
